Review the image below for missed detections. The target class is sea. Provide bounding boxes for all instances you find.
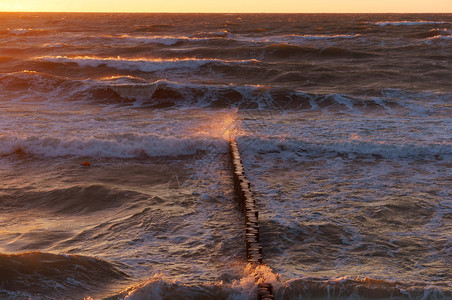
[0,13,451,299]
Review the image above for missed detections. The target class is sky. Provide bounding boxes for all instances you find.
[0,0,451,13]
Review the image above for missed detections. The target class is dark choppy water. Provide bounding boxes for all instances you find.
[0,13,451,299]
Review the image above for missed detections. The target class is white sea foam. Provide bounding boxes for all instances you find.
[0,134,226,158]
[4,104,446,159]
[235,34,361,44]
[4,28,52,36]
[7,28,33,35]
[119,35,215,45]
[117,264,280,300]
[37,56,259,72]
[109,33,361,46]
[2,70,450,115]
[5,28,32,35]
[0,103,234,158]
[426,35,452,41]
[375,21,448,26]
[238,136,451,160]
[195,30,232,38]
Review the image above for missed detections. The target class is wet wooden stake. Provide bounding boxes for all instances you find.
[229,140,274,300]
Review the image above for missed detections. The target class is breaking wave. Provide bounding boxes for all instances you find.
[0,252,128,299]
[111,271,451,300]
[1,125,449,160]
[236,33,361,43]
[2,71,449,113]
[0,28,54,37]
[118,34,221,46]
[35,55,260,72]
[237,136,451,161]
[0,133,227,158]
[2,254,449,299]
[85,32,360,47]
[0,184,148,214]
[374,20,449,26]
[412,28,451,39]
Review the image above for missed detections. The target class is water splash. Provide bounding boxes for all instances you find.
[193,108,244,141]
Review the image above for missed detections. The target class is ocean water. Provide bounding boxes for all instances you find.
[0,12,451,299]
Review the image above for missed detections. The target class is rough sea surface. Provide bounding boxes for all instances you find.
[0,13,451,299]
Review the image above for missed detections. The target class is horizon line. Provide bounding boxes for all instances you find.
[0,11,451,14]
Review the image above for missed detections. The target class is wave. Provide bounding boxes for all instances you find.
[412,28,451,39]
[0,184,148,214]
[35,56,260,72]
[427,35,452,42]
[111,274,236,300]
[374,21,449,26]
[78,32,236,47]
[236,33,361,43]
[0,251,128,299]
[40,42,71,48]
[0,28,54,37]
[144,43,375,60]
[78,32,360,48]
[264,44,375,59]
[113,264,280,299]
[2,71,449,114]
[2,254,449,299]
[279,276,451,299]
[0,70,95,103]
[0,70,79,93]
[1,120,449,160]
[110,271,451,299]
[118,34,218,46]
[237,135,451,160]
[101,81,452,115]
[103,80,402,110]
[194,30,232,38]
[133,24,173,32]
[118,33,361,45]
[135,33,359,47]
[0,132,228,158]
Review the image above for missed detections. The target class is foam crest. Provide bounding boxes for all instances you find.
[237,34,361,44]
[2,28,53,36]
[231,264,282,295]
[0,134,227,158]
[427,35,452,41]
[109,270,451,299]
[194,30,232,38]
[375,21,448,26]
[114,264,281,299]
[0,70,90,103]
[119,34,215,45]
[192,108,243,141]
[2,71,449,116]
[114,274,229,300]
[37,56,260,72]
[2,71,449,115]
[238,135,451,160]
[105,80,376,111]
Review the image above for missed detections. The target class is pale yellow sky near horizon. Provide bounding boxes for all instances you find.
[0,0,451,13]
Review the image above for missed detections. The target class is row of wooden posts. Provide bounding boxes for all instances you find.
[229,140,274,300]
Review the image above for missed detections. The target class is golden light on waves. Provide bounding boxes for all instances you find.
[194,108,244,141]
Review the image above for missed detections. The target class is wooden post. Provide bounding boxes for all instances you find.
[229,140,274,299]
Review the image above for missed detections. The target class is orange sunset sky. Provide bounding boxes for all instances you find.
[0,0,451,13]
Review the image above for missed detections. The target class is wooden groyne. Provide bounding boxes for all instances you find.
[229,140,274,300]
